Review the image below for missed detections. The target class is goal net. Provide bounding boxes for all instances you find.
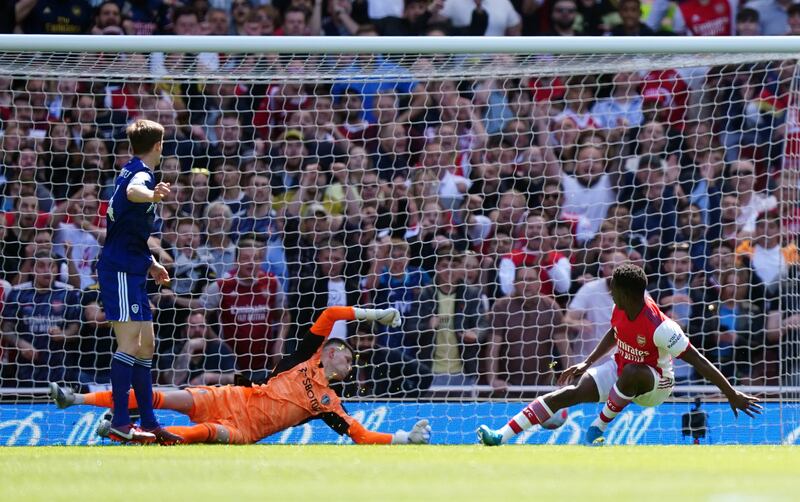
[1,37,799,445]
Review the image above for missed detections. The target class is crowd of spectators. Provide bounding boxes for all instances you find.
[1,0,800,397]
[10,0,800,37]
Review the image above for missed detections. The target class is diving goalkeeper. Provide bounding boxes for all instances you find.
[49,306,431,445]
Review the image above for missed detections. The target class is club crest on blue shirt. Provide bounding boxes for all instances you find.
[132,304,139,314]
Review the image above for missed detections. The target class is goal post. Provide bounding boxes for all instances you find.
[0,35,799,445]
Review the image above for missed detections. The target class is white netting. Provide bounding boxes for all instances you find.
[1,46,799,444]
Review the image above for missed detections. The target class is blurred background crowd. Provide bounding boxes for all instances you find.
[9,0,800,37]
[1,0,800,399]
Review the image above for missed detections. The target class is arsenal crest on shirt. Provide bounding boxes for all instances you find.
[636,335,647,347]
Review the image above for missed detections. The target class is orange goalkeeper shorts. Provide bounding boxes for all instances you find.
[186,385,256,444]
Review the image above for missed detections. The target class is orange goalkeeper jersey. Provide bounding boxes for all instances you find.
[189,306,393,444]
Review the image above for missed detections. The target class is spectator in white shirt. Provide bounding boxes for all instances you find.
[560,144,616,244]
[564,250,628,363]
[591,71,644,132]
[368,0,404,19]
[54,195,103,290]
[729,159,777,236]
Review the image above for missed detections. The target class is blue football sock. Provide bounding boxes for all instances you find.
[110,352,135,427]
[132,357,158,430]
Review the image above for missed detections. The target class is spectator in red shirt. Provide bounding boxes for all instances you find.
[497,213,572,299]
[202,235,286,382]
[673,0,737,36]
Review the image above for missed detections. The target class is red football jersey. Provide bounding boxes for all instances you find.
[611,296,691,379]
[218,271,281,372]
[678,0,733,36]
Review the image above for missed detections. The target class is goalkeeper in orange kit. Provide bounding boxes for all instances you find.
[49,306,431,445]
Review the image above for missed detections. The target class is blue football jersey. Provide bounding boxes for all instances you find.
[97,157,156,275]
[1,283,82,350]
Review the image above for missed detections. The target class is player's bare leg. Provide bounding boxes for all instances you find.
[585,363,655,445]
[478,372,600,446]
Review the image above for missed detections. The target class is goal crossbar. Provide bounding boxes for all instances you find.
[2,35,800,55]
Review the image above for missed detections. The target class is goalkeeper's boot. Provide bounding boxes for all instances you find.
[48,383,76,409]
[583,425,605,446]
[96,418,112,439]
[477,425,503,446]
[143,427,183,446]
[97,410,141,440]
[108,423,156,444]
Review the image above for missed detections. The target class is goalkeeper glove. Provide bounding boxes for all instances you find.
[392,419,431,444]
[354,307,401,327]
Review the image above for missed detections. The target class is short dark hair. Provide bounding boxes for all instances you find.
[322,337,355,356]
[737,7,759,23]
[237,233,265,255]
[638,154,663,171]
[284,6,309,21]
[172,5,199,25]
[96,0,120,14]
[612,263,647,298]
[126,119,164,156]
[788,4,800,17]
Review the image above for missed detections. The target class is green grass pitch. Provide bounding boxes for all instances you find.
[2,445,798,501]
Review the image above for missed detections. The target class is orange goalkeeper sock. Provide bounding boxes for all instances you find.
[83,390,165,409]
[165,424,216,444]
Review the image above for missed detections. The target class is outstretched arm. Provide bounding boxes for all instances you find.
[558,327,615,386]
[680,344,762,418]
[585,327,617,366]
[321,411,431,445]
[271,306,401,377]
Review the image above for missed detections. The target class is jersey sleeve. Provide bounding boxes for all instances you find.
[319,407,393,445]
[129,171,152,187]
[653,318,691,357]
[309,306,355,337]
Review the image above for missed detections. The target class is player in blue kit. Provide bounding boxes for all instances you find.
[96,119,181,445]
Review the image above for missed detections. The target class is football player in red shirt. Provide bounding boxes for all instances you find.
[478,263,762,446]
